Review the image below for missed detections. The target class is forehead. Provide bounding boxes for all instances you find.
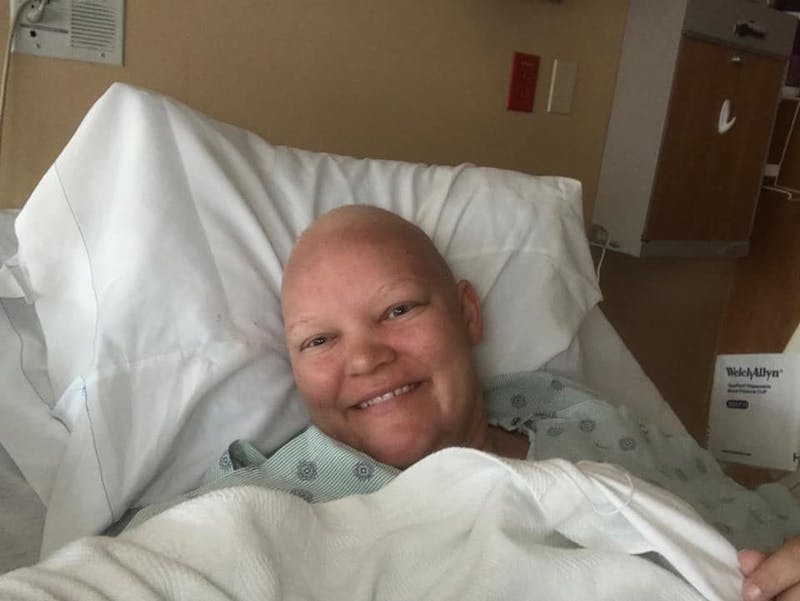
[281,216,451,315]
[288,229,436,289]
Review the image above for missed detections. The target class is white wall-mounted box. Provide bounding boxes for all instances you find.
[10,0,124,66]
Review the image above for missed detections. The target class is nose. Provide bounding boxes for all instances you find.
[345,331,395,376]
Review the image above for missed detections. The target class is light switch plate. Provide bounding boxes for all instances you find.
[547,59,577,114]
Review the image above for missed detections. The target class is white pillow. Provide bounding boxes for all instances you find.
[0,210,62,507]
[14,83,600,555]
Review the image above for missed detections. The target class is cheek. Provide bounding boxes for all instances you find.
[401,319,470,367]
[292,356,341,410]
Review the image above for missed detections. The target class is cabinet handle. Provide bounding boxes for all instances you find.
[718,98,736,135]
[734,20,766,39]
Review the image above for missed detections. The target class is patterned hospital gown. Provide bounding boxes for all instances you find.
[125,371,800,552]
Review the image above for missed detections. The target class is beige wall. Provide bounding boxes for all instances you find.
[0,0,628,213]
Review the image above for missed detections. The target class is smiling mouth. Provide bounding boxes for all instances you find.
[356,382,420,409]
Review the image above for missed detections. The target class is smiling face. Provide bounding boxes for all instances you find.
[281,206,486,468]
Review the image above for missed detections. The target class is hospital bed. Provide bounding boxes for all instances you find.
[0,83,771,598]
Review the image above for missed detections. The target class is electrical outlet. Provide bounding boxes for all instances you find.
[9,0,124,66]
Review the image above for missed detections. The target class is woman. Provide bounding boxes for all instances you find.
[281,204,799,601]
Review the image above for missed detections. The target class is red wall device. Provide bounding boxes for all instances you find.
[507,52,540,113]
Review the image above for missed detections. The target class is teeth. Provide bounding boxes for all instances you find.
[357,383,416,409]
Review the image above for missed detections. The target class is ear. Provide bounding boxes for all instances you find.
[456,280,483,345]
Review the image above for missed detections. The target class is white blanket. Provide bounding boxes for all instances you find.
[0,450,741,601]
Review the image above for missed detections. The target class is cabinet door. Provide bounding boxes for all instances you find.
[644,36,785,242]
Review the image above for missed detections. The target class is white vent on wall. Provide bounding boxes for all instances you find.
[11,0,124,65]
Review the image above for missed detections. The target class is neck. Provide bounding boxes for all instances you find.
[456,389,530,461]
[484,425,530,460]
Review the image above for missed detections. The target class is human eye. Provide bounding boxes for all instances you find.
[384,303,418,320]
[300,335,332,351]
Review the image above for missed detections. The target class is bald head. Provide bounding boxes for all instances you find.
[282,205,456,308]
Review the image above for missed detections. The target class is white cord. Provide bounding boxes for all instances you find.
[589,238,611,283]
[595,237,610,281]
[0,1,27,163]
[588,225,613,284]
[25,0,47,23]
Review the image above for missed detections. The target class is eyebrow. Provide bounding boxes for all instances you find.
[285,317,317,337]
[369,278,426,301]
[283,277,430,337]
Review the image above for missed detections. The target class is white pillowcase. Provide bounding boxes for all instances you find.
[13,83,601,555]
[0,210,62,508]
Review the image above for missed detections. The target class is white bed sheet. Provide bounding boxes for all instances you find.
[0,210,49,574]
[0,441,44,574]
[0,210,64,507]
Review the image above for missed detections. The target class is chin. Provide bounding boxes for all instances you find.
[369,449,420,470]
[367,438,441,470]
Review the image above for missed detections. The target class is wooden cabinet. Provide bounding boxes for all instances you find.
[593,0,797,257]
[646,37,786,243]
